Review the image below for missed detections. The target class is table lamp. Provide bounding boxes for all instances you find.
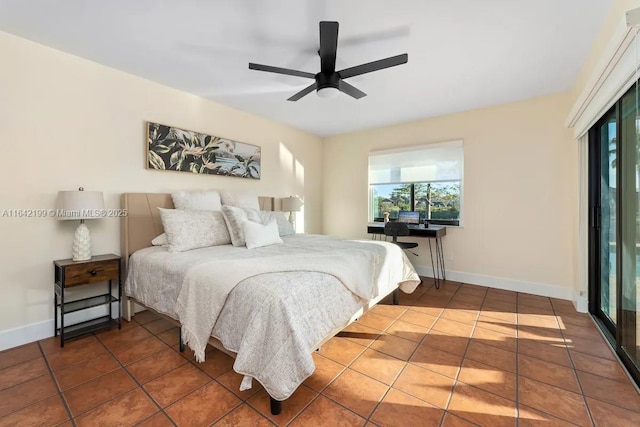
[281,196,303,226]
[57,187,104,261]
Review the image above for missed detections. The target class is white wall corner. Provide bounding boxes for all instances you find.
[415,267,574,301]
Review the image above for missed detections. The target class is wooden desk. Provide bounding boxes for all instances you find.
[367,223,447,288]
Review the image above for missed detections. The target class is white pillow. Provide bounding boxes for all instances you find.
[158,208,231,252]
[221,206,262,247]
[220,191,260,211]
[151,233,168,246]
[171,190,222,211]
[259,211,295,236]
[244,219,283,249]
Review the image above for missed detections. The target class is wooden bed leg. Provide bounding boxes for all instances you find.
[270,397,282,415]
[393,289,399,305]
[179,327,185,352]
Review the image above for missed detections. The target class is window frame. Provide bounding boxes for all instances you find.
[368,140,464,227]
[369,180,462,226]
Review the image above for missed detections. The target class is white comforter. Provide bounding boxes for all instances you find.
[125,234,419,400]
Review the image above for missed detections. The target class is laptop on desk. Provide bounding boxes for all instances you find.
[397,211,421,225]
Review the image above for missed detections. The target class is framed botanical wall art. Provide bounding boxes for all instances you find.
[147,121,261,179]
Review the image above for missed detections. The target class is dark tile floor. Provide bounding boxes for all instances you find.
[1,280,640,426]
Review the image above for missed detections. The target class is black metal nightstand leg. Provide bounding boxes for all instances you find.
[54,290,57,337]
[118,279,122,329]
[179,327,185,352]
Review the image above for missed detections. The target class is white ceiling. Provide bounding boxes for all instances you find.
[0,0,613,137]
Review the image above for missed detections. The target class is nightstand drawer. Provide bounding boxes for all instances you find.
[63,259,120,287]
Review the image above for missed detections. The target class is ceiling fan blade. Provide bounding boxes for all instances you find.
[319,21,339,74]
[287,82,318,101]
[339,81,367,99]
[249,63,315,79]
[338,53,408,79]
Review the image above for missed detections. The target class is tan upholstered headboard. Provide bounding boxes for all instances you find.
[120,193,274,272]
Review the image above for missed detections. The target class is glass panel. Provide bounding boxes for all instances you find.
[600,110,617,322]
[371,183,412,219]
[621,84,640,368]
[414,182,461,222]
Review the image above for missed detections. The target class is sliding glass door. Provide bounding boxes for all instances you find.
[597,108,618,330]
[620,86,640,369]
[590,83,640,384]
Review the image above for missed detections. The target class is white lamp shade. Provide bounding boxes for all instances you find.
[281,196,303,212]
[57,190,105,220]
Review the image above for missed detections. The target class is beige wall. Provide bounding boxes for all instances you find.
[0,31,322,333]
[323,93,577,294]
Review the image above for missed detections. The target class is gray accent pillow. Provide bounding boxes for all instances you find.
[221,206,262,247]
[158,208,231,252]
[259,211,295,236]
[171,190,222,211]
[220,191,260,210]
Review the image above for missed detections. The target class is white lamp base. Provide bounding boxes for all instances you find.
[288,211,297,232]
[72,222,92,261]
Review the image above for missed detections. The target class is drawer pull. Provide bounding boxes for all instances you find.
[90,270,97,276]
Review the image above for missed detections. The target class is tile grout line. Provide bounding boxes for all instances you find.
[98,323,179,426]
[360,280,437,425]
[341,279,443,425]
[516,298,600,426]
[37,340,77,427]
[552,304,597,427]
[438,283,488,427]
[0,356,59,421]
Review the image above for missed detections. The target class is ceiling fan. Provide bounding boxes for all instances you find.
[248,21,408,101]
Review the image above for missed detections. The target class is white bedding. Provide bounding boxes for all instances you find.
[125,234,420,400]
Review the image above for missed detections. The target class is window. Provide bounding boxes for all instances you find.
[368,141,463,226]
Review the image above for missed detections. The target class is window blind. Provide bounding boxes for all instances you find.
[368,140,463,185]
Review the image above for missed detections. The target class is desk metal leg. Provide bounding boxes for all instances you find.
[427,238,440,289]
[437,237,446,281]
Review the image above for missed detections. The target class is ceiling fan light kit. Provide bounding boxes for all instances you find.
[248,21,408,101]
[317,87,340,99]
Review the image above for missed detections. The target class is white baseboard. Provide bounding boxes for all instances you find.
[416,266,575,302]
[0,302,121,352]
[0,318,53,352]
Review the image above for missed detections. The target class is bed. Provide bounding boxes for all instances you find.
[120,192,420,415]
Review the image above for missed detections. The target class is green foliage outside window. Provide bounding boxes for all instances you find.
[372,181,461,224]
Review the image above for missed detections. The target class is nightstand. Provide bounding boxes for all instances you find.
[53,254,122,347]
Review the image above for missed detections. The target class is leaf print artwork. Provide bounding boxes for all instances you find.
[146,122,261,179]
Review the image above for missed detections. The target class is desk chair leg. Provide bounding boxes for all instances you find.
[392,289,399,305]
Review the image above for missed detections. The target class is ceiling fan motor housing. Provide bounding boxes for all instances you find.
[316,72,340,90]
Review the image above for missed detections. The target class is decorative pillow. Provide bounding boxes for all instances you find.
[171,190,222,211]
[244,219,283,249]
[221,205,261,247]
[151,233,168,246]
[158,208,231,252]
[259,211,295,236]
[220,191,260,211]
